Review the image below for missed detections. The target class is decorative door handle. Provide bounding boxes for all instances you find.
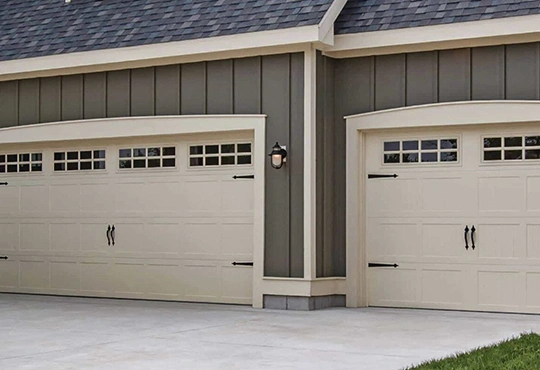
[464,225,469,250]
[471,225,476,250]
[106,225,111,246]
[111,225,115,246]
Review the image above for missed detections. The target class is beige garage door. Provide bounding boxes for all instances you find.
[0,131,254,304]
[366,123,540,314]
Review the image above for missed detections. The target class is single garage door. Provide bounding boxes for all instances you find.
[366,123,540,314]
[0,131,254,305]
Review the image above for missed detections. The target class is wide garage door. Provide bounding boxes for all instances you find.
[366,123,540,314]
[0,131,254,304]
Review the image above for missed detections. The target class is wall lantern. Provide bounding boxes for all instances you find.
[269,142,287,169]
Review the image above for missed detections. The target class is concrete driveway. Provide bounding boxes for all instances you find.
[2,294,540,370]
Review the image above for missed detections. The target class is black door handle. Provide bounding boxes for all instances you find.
[471,225,476,250]
[111,225,115,246]
[464,225,469,250]
[106,225,111,246]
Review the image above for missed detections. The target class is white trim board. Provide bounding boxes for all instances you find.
[325,13,540,58]
[344,100,540,308]
[0,115,267,309]
[0,26,323,81]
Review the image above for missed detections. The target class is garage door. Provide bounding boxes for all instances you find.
[366,124,540,314]
[0,131,254,304]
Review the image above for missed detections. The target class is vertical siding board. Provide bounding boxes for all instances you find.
[331,58,372,277]
[207,60,233,114]
[375,54,406,110]
[439,48,471,102]
[18,79,40,125]
[262,54,291,277]
[181,62,206,114]
[289,52,304,278]
[506,43,540,100]
[106,70,130,117]
[315,52,325,278]
[40,77,61,123]
[155,65,180,115]
[83,73,106,119]
[406,51,438,106]
[0,81,18,127]
[472,46,505,100]
[61,75,83,121]
[233,57,261,114]
[322,56,335,277]
[130,67,155,116]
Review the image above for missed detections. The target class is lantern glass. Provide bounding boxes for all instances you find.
[271,154,283,168]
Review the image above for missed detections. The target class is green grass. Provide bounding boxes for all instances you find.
[405,332,540,370]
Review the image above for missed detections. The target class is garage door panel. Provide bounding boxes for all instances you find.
[20,222,49,251]
[477,270,523,308]
[421,177,469,213]
[50,223,80,252]
[50,184,80,213]
[221,265,252,303]
[526,272,540,307]
[145,222,181,256]
[526,176,540,211]
[146,263,182,298]
[526,224,540,259]
[222,180,253,211]
[422,223,464,258]
[80,183,114,213]
[0,260,19,288]
[144,181,182,213]
[20,185,49,214]
[80,262,110,294]
[81,223,109,254]
[50,261,79,291]
[0,186,19,214]
[477,223,522,259]
[185,180,221,211]
[112,222,146,254]
[478,176,525,213]
[0,223,19,251]
[114,182,145,213]
[184,222,221,257]
[20,260,48,290]
[421,269,464,305]
[368,221,419,258]
[183,263,221,300]
[222,222,254,257]
[369,268,417,306]
[367,179,419,216]
[110,262,146,296]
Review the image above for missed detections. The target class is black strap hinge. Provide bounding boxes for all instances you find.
[368,262,398,268]
[0,182,7,186]
[233,175,254,179]
[232,261,253,266]
[0,256,8,260]
[368,174,398,179]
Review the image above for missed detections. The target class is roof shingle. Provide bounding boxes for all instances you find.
[0,0,333,62]
[335,0,540,34]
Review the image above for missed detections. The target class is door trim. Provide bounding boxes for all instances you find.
[0,115,267,308]
[345,101,540,308]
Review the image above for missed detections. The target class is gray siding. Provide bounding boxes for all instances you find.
[0,53,304,278]
[320,42,540,277]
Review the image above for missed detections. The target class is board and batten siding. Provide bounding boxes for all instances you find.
[0,53,304,278]
[317,42,540,278]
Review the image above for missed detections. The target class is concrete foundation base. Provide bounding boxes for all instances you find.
[263,294,346,310]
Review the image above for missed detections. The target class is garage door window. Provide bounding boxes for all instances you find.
[54,150,106,171]
[118,147,176,169]
[189,143,252,167]
[383,139,458,164]
[0,153,42,173]
[484,135,540,161]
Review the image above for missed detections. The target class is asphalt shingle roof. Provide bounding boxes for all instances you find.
[335,0,540,34]
[0,0,333,62]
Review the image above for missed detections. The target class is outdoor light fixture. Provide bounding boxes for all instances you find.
[269,142,287,169]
